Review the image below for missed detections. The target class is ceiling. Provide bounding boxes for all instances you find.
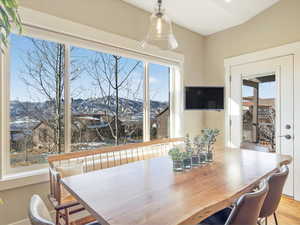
[122,0,280,35]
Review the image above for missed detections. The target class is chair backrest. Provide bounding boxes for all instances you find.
[259,165,289,218]
[225,179,269,225]
[28,195,54,225]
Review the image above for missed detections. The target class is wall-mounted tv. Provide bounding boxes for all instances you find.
[185,86,224,110]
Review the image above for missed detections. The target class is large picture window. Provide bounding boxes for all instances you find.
[1,29,179,173]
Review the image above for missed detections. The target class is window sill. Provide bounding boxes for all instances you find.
[0,168,49,191]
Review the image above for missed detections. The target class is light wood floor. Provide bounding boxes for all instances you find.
[267,196,300,225]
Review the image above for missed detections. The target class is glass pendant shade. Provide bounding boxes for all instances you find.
[142,7,178,50]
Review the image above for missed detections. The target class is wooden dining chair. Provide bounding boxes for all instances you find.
[200,179,269,225]
[258,165,289,225]
[49,165,86,225]
[28,195,101,225]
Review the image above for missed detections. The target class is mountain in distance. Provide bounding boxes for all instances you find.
[10,97,168,122]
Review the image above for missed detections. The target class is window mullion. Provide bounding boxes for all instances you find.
[1,46,10,177]
[143,62,150,142]
[64,44,71,153]
[0,50,5,178]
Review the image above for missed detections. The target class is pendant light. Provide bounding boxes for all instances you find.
[141,0,178,50]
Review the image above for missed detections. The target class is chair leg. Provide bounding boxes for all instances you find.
[274,213,279,225]
[65,208,69,225]
[265,217,268,225]
[56,209,60,225]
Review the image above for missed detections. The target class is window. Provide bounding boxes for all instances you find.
[9,34,65,168]
[0,27,180,175]
[149,63,170,140]
[70,47,144,151]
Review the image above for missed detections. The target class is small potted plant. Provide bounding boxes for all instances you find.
[182,151,192,169]
[190,136,201,166]
[201,128,220,162]
[194,135,207,164]
[185,134,193,152]
[168,148,184,172]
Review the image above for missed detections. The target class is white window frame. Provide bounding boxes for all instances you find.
[0,7,184,187]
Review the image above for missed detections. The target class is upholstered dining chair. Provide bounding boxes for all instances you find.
[258,165,289,225]
[28,195,101,225]
[199,179,269,225]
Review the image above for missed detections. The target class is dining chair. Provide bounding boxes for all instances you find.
[199,179,269,225]
[258,165,289,225]
[28,195,101,225]
[49,164,85,224]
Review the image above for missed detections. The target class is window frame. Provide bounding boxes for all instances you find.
[0,25,183,178]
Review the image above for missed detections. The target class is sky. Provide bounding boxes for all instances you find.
[243,81,276,99]
[10,34,170,103]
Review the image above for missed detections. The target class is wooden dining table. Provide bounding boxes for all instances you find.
[61,148,292,225]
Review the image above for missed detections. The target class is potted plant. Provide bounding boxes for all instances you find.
[187,136,200,166]
[200,128,220,162]
[184,134,192,152]
[182,151,192,169]
[0,0,22,51]
[194,135,207,164]
[168,147,184,172]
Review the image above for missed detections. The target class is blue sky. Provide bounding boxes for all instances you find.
[10,34,170,103]
[243,81,276,99]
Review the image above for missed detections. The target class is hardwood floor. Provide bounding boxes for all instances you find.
[268,196,300,225]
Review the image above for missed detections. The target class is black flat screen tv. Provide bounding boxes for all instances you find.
[185,87,224,110]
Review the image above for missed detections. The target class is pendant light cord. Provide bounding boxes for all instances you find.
[158,0,162,13]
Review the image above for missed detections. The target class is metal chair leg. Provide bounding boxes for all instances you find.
[274,212,279,225]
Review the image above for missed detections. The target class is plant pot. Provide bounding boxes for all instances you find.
[172,160,184,172]
[206,145,214,162]
[199,152,207,164]
[191,154,201,167]
[183,158,192,169]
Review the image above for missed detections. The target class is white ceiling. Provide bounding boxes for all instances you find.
[122,0,280,35]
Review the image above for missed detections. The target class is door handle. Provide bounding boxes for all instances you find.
[279,134,292,140]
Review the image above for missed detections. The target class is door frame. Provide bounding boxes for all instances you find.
[224,42,300,201]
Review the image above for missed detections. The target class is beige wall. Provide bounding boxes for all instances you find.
[203,0,300,146]
[0,183,50,225]
[5,0,300,223]
[0,0,205,224]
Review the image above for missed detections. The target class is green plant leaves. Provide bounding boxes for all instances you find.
[168,147,183,161]
[0,0,22,51]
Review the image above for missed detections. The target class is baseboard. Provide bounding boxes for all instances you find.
[7,218,30,225]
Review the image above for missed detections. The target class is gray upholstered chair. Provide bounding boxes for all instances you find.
[258,165,289,225]
[200,179,269,225]
[28,195,100,225]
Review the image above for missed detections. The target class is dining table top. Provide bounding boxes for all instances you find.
[61,148,292,225]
